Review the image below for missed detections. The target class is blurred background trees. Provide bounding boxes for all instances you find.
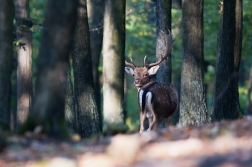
[0,0,14,131]
[22,0,78,138]
[15,0,33,129]
[0,0,252,137]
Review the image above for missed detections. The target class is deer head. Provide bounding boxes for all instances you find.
[125,30,174,88]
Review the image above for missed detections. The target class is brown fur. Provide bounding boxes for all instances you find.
[140,81,178,131]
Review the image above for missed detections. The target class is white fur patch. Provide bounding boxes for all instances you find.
[146,92,154,118]
[138,89,144,111]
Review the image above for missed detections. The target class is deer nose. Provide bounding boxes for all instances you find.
[134,79,141,84]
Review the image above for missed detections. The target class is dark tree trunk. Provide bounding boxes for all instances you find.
[179,0,208,126]
[171,73,181,125]
[22,0,78,138]
[172,0,182,9]
[72,0,101,138]
[103,0,126,126]
[65,60,77,134]
[155,0,172,128]
[15,0,33,128]
[88,0,105,131]
[0,0,14,130]
[156,0,172,84]
[211,0,242,121]
[246,67,252,115]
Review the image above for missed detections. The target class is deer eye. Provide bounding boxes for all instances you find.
[132,74,135,76]
[144,74,148,77]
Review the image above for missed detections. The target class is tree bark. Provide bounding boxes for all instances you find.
[246,67,252,115]
[211,0,242,121]
[0,0,14,130]
[88,0,105,131]
[15,0,33,128]
[65,60,77,134]
[22,0,78,138]
[155,0,172,128]
[156,0,172,84]
[179,0,208,126]
[103,0,126,126]
[72,0,101,138]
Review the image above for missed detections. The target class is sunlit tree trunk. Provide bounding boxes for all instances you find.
[211,0,242,121]
[22,0,78,138]
[0,0,14,130]
[15,0,33,128]
[72,0,101,138]
[87,0,105,131]
[103,0,126,126]
[179,0,208,126]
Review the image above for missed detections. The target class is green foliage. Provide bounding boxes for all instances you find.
[13,39,21,47]
[125,0,156,63]
[18,25,28,31]
[242,0,252,69]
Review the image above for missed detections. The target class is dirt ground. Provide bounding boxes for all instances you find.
[1,117,252,167]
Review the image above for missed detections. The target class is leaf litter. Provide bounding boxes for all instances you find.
[1,116,252,167]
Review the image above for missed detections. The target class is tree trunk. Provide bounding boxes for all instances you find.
[211,0,242,121]
[15,0,33,128]
[103,0,126,126]
[172,0,182,9]
[0,0,14,130]
[88,0,105,131]
[65,60,77,134]
[171,73,181,125]
[155,0,172,128]
[22,0,78,138]
[72,0,101,138]
[156,0,172,84]
[179,0,208,126]
[246,67,252,115]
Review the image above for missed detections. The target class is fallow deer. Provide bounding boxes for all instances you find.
[125,31,178,133]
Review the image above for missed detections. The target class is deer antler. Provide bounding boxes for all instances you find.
[143,55,147,67]
[146,30,173,69]
[125,58,137,68]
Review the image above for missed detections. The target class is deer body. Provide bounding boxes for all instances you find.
[125,31,178,132]
[138,80,178,132]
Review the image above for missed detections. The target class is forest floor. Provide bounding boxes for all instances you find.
[1,117,252,167]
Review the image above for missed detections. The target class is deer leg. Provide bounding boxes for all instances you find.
[139,112,146,133]
[145,92,156,131]
[164,117,172,128]
[147,116,157,131]
[149,117,166,131]
[148,117,153,127]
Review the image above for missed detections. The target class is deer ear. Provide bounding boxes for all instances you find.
[148,65,159,75]
[125,67,134,75]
